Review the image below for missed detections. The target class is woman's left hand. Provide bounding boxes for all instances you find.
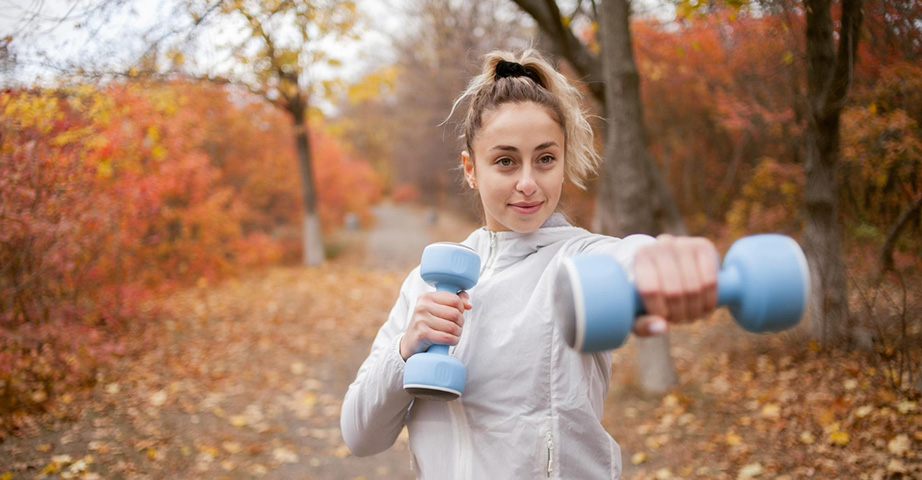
[632,234,719,337]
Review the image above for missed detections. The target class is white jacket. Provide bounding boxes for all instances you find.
[341,213,655,479]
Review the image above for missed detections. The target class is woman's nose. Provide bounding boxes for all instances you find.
[516,171,537,196]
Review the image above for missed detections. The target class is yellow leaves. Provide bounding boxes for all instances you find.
[631,451,649,465]
[37,455,96,479]
[759,403,780,420]
[0,473,10,480]
[96,158,113,179]
[229,415,248,428]
[167,49,185,67]
[725,431,743,446]
[826,423,850,446]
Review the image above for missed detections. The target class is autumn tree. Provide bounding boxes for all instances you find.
[191,0,361,267]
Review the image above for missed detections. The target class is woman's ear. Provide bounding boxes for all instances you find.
[462,151,476,189]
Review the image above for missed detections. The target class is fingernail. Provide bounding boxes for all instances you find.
[650,320,667,334]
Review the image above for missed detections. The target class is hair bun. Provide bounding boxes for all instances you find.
[494,60,544,87]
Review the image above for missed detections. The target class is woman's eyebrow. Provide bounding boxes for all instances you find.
[491,145,519,152]
[490,141,559,152]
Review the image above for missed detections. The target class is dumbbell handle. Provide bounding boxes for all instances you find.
[627,267,744,316]
[426,283,461,356]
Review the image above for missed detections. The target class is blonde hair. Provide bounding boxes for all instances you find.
[449,49,600,189]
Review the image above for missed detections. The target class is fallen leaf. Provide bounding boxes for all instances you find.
[149,390,167,407]
[887,459,907,474]
[222,441,243,454]
[738,462,764,479]
[631,452,648,465]
[854,405,873,418]
[726,432,742,446]
[829,429,850,446]
[655,468,673,479]
[799,431,815,444]
[760,403,780,420]
[272,447,298,464]
[887,435,910,456]
[897,401,917,415]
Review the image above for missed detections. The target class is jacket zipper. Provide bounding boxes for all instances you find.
[546,432,555,477]
[443,231,495,480]
[479,231,498,279]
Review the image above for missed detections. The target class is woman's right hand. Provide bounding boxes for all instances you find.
[399,291,472,361]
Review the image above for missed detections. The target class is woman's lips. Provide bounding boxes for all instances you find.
[509,202,543,214]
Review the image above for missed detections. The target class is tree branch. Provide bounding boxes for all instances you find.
[880,195,922,275]
[510,0,605,104]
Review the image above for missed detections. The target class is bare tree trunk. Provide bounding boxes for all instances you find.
[803,0,862,342]
[598,0,681,393]
[292,108,325,267]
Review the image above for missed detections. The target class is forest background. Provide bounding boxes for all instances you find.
[1,0,920,478]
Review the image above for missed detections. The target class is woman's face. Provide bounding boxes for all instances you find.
[462,102,566,233]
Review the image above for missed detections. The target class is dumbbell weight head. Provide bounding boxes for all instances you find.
[720,234,810,333]
[554,254,637,352]
[555,234,810,353]
[403,242,481,401]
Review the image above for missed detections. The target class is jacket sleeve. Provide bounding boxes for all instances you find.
[340,269,419,457]
[580,233,657,393]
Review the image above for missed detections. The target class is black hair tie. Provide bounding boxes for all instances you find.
[494,59,544,87]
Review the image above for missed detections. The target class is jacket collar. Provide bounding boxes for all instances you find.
[464,213,585,272]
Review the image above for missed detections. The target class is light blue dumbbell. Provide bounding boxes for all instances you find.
[403,242,481,401]
[554,234,810,352]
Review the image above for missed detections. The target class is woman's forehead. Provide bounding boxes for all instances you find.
[475,103,565,149]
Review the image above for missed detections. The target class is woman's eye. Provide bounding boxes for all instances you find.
[497,158,513,166]
[539,155,555,164]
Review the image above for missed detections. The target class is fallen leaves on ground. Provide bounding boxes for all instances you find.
[0,261,412,479]
[605,311,922,479]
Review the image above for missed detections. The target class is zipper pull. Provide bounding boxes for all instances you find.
[546,432,555,476]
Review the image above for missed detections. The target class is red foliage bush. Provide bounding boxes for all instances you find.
[0,81,380,422]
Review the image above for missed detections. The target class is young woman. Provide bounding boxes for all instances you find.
[341,49,718,479]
